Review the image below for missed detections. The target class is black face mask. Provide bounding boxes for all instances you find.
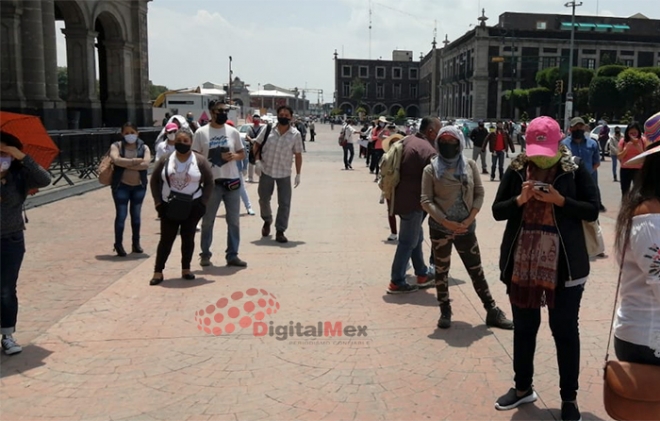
[215,113,228,125]
[571,129,584,139]
[278,117,291,126]
[438,143,460,159]
[175,143,191,154]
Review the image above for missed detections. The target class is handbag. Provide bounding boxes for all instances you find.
[98,142,119,185]
[163,159,201,222]
[603,245,660,421]
[583,220,604,257]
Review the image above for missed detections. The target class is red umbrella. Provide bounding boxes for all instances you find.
[0,111,59,170]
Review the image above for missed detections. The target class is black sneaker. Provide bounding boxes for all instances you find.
[227,257,247,267]
[437,304,452,329]
[386,282,419,295]
[561,401,582,421]
[486,307,514,330]
[494,388,538,410]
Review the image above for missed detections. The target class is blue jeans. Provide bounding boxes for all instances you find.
[491,151,505,180]
[200,183,241,261]
[112,183,147,245]
[391,210,428,286]
[1,232,25,334]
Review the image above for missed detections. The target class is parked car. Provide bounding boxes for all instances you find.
[590,124,625,156]
[238,124,252,144]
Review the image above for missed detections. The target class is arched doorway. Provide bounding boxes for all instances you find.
[406,105,420,118]
[390,104,403,117]
[338,102,353,115]
[95,11,128,126]
[372,103,386,115]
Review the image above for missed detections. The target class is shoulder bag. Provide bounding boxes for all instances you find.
[603,244,660,421]
[98,142,120,185]
[253,123,272,161]
[163,156,201,222]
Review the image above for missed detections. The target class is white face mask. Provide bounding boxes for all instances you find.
[124,134,138,144]
[0,157,11,172]
[167,133,176,141]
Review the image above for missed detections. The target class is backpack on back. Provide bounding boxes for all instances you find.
[378,139,404,214]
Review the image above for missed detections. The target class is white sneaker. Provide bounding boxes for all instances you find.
[387,234,398,242]
[247,208,255,215]
[2,336,22,355]
[379,194,385,204]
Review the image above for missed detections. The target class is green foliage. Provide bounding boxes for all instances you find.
[350,78,365,103]
[57,66,67,100]
[149,82,169,101]
[527,87,553,108]
[535,67,561,90]
[331,108,342,116]
[638,67,660,78]
[355,106,366,115]
[575,87,590,113]
[588,76,621,117]
[520,112,529,122]
[616,69,660,118]
[505,89,530,112]
[600,53,614,66]
[620,110,634,124]
[572,68,595,89]
[596,65,628,78]
[396,108,406,118]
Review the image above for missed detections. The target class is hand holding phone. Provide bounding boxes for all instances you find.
[533,182,550,193]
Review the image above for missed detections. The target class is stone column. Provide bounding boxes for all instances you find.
[130,1,152,126]
[20,1,47,102]
[62,27,101,128]
[0,1,25,107]
[41,0,66,128]
[102,39,131,126]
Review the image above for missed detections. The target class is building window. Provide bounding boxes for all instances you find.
[359,66,369,78]
[582,49,597,55]
[543,47,558,53]
[392,67,402,79]
[536,21,547,30]
[542,57,558,69]
[410,84,418,98]
[376,66,385,79]
[621,50,634,56]
[376,83,384,99]
[623,59,634,67]
[342,65,352,78]
[582,58,596,69]
[342,81,351,97]
[364,83,369,98]
[393,84,401,99]
[409,68,418,79]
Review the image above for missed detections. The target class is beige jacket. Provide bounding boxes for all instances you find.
[420,158,484,224]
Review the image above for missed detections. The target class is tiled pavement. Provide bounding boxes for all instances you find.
[0,124,621,421]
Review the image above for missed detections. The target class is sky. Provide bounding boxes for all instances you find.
[56,0,659,104]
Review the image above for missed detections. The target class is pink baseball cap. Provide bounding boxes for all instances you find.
[525,116,562,157]
[165,122,178,132]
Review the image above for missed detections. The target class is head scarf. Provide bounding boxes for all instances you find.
[156,115,190,145]
[432,125,467,181]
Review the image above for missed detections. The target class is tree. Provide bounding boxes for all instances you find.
[505,89,530,113]
[350,78,365,106]
[527,87,553,108]
[535,67,561,90]
[588,76,621,118]
[571,68,595,89]
[639,67,660,78]
[148,81,169,101]
[596,65,628,78]
[57,66,68,100]
[616,69,660,119]
[575,87,590,114]
[600,53,614,66]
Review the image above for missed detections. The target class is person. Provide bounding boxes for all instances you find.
[340,119,357,170]
[492,116,599,421]
[309,120,316,142]
[386,117,439,294]
[192,99,247,268]
[561,117,605,212]
[186,112,199,133]
[607,126,623,182]
[598,120,610,161]
[156,115,189,147]
[613,112,660,366]
[155,122,178,161]
[518,122,527,153]
[382,133,405,242]
[253,105,303,244]
[0,132,51,355]
[149,128,214,286]
[370,117,389,181]
[226,120,255,216]
[359,123,370,159]
[617,122,648,197]
[162,112,171,127]
[245,114,265,183]
[295,117,307,153]
[366,120,376,167]
[109,122,151,256]
[421,126,513,329]
[462,123,471,148]
[484,121,515,181]
[470,120,490,174]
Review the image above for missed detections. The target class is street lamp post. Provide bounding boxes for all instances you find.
[228,56,233,103]
[564,1,582,131]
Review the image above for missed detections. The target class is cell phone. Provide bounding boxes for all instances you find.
[533,182,550,193]
[219,146,230,154]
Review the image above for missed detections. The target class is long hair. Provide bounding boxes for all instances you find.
[0,131,24,172]
[623,121,643,143]
[614,141,660,257]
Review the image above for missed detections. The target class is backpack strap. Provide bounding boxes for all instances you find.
[255,124,272,161]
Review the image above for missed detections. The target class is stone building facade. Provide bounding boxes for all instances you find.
[1,0,152,129]
[333,50,421,118]
[433,11,660,120]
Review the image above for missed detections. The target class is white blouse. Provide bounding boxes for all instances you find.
[614,214,660,354]
[160,153,203,201]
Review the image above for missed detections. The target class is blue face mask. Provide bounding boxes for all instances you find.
[0,156,12,171]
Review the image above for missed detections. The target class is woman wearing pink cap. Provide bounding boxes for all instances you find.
[155,123,178,161]
[492,116,599,421]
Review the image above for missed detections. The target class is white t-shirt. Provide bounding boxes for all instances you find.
[161,153,203,201]
[192,124,242,180]
[614,214,660,352]
[342,124,356,144]
[155,142,176,161]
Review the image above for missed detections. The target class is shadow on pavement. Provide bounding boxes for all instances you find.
[382,289,437,307]
[545,409,606,421]
[0,344,53,378]
[427,322,494,347]
[195,265,246,277]
[509,405,555,421]
[158,277,215,288]
[94,253,150,261]
[250,238,306,248]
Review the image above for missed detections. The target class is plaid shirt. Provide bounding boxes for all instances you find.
[256,125,303,178]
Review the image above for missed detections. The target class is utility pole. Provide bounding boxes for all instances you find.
[509,31,515,120]
[368,0,372,60]
[564,1,582,131]
[228,56,233,103]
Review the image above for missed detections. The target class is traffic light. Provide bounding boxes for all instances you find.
[555,80,564,94]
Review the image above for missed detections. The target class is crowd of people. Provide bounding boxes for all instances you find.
[1,104,659,421]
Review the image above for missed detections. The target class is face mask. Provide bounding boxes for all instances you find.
[254,121,260,126]
[175,143,191,154]
[528,151,562,169]
[187,117,193,122]
[278,117,291,126]
[167,133,176,141]
[378,123,385,128]
[124,134,138,144]
[215,113,228,125]
[438,143,460,160]
[571,129,584,139]
[0,157,11,171]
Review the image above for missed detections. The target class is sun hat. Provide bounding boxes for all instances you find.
[643,111,660,144]
[378,116,388,123]
[382,133,404,153]
[525,116,563,157]
[165,122,178,132]
[625,142,660,166]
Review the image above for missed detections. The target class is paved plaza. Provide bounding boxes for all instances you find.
[0,123,622,421]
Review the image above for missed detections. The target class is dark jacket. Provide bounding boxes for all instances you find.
[485,130,516,153]
[469,127,489,148]
[492,148,599,288]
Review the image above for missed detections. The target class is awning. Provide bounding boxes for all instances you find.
[560,22,574,30]
[612,24,630,32]
[578,23,596,30]
[595,23,613,31]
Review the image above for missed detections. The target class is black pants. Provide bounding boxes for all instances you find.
[310,130,315,141]
[511,284,584,401]
[370,149,384,175]
[366,142,374,166]
[154,200,205,273]
[343,144,354,168]
[620,168,639,197]
[1,232,25,335]
[614,337,660,366]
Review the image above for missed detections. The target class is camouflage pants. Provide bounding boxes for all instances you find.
[430,228,496,310]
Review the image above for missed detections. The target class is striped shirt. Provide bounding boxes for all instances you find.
[256,125,303,178]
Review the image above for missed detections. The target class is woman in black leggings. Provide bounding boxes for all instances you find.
[616,122,648,197]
